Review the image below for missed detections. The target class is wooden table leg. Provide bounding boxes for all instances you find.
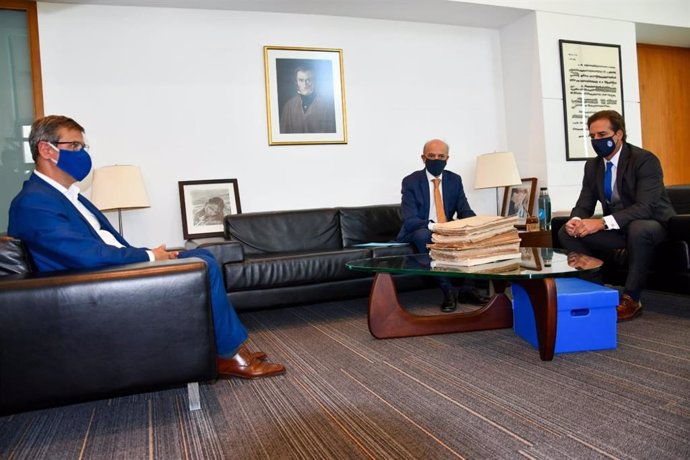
[512,278,558,361]
[367,273,513,339]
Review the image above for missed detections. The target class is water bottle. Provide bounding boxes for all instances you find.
[538,187,551,231]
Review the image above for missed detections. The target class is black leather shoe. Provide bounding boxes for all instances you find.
[457,289,490,305]
[441,292,457,313]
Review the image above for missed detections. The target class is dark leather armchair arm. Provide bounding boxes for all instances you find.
[0,258,217,414]
[186,238,244,264]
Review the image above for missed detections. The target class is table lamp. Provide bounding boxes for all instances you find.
[90,165,150,236]
[474,151,522,215]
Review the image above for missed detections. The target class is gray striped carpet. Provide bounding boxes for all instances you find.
[1,288,689,459]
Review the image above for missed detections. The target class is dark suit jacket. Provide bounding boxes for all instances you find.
[570,143,676,228]
[397,169,475,241]
[8,173,149,271]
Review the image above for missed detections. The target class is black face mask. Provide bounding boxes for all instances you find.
[591,136,617,158]
[425,159,446,177]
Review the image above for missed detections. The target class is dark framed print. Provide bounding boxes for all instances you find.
[178,179,241,239]
[501,177,537,225]
[559,39,624,160]
[264,46,347,145]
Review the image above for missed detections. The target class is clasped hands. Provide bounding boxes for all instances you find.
[564,218,605,239]
[152,244,179,260]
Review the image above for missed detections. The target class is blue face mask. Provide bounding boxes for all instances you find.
[50,144,93,181]
[591,136,617,158]
[425,159,446,177]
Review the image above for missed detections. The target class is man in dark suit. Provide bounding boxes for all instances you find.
[558,110,675,321]
[8,115,285,379]
[397,138,486,312]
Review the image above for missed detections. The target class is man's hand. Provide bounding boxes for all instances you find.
[152,244,179,260]
[569,218,605,238]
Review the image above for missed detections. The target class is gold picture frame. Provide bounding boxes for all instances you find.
[263,46,348,145]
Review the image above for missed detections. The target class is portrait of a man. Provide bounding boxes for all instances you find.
[277,60,336,134]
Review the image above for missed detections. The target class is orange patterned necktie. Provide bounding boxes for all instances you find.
[432,178,447,223]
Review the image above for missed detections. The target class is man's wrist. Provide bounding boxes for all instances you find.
[601,218,608,230]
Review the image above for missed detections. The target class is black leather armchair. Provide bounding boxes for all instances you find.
[0,237,217,415]
[551,185,690,294]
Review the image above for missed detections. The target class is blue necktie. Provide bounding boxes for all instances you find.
[604,161,613,202]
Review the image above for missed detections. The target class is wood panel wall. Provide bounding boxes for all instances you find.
[637,44,690,186]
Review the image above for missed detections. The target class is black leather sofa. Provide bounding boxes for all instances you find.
[187,204,429,311]
[0,237,216,415]
[551,184,690,294]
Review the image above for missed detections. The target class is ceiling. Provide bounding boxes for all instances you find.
[38,0,690,47]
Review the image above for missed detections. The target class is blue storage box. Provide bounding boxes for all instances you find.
[512,278,618,353]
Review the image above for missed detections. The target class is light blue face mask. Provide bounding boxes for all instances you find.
[49,143,93,181]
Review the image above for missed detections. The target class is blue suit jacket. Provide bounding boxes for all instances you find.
[397,169,475,242]
[8,173,150,271]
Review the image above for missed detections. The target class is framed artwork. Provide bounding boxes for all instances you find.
[178,179,241,239]
[501,177,537,225]
[559,39,624,161]
[263,45,347,145]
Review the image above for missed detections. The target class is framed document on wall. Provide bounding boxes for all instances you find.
[559,40,624,161]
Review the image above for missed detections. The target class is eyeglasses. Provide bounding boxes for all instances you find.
[53,141,90,151]
[424,153,448,160]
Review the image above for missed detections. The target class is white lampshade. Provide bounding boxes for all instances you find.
[91,165,150,235]
[474,151,522,189]
[91,165,150,211]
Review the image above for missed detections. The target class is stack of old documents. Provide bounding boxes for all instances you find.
[428,215,521,270]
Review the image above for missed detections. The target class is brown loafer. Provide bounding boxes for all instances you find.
[616,294,642,322]
[217,345,285,379]
[252,351,268,361]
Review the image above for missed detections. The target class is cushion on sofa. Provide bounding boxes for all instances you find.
[667,185,690,214]
[224,208,341,255]
[339,205,403,247]
[0,237,33,276]
[223,248,371,291]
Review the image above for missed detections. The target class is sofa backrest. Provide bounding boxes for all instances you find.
[0,237,34,276]
[667,185,690,214]
[339,205,402,247]
[224,208,341,254]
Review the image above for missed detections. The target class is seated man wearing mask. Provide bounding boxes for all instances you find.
[397,138,488,312]
[558,110,675,321]
[8,115,285,379]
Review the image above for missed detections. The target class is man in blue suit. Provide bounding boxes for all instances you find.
[397,139,487,312]
[8,115,285,379]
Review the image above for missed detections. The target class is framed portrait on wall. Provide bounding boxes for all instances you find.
[178,179,242,239]
[501,177,537,225]
[559,39,624,160]
[263,46,348,145]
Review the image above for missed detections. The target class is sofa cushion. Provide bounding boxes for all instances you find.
[224,208,341,255]
[667,184,690,214]
[223,248,371,291]
[340,205,403,247]
[0,237,33,276]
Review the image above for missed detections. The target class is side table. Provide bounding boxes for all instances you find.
[518,230,552,248]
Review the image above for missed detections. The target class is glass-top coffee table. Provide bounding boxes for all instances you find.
[346,248,603,361]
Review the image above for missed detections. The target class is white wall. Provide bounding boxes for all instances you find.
[38,3,508,247]
[535,11,640,213]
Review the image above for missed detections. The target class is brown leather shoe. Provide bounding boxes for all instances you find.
[617,294,642,322]
[217,346,285,379]
[252,351,268,361]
